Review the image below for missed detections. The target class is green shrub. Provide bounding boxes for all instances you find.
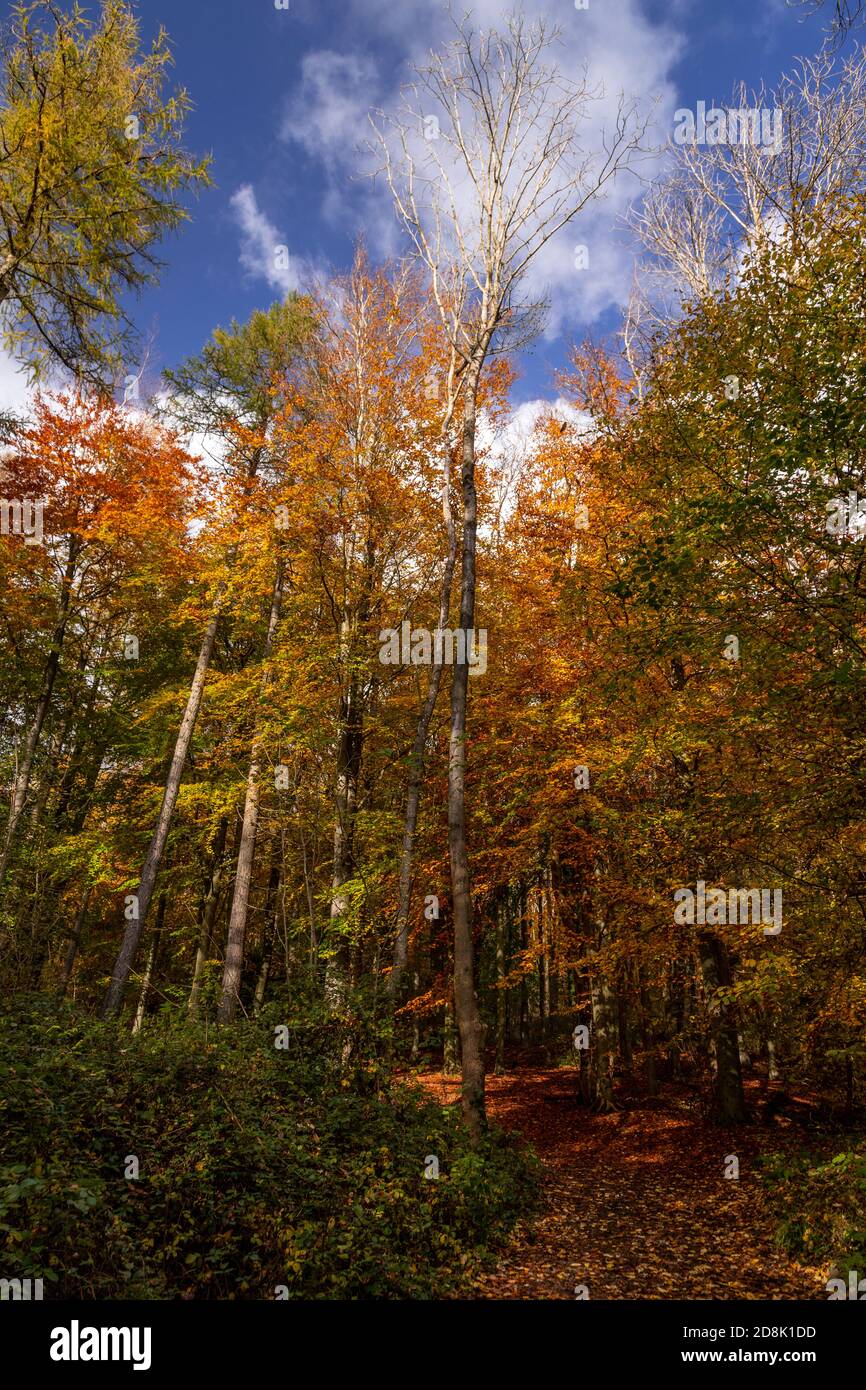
[760,1146,866,1275]
[0,997,538,1299]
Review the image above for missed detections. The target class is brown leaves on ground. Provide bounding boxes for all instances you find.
[417,1069,826,1300]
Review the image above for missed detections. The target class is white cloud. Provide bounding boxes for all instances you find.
[229,184,305,296]
[0,343,34,417]
[278,0,686,336]
[280,51,378,174]
[479,396,593,527]
[481,397,592,472]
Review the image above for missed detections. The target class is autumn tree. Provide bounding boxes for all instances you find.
[0,389,198,983]
[378,10,646,1140]
[266,254,445,1014]
[0,0,210,386]
[101,298,310,1018]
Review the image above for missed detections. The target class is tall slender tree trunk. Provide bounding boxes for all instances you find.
[448,355,486,1142]
[766,1037,780,1082]
[387,644,446,1000]
[299,826,318,972]
[618,989,634,1076]
[389,434,458,1002]
[324,623,365,1012]
[494,894,507,1074]
[443,973,460,1074]
[188,815,229,1019]
[590,949,618,1111]
[253,851,282,1016]
[540,883,550,1035]
[638,972,659,1097]
[518,884,529,1044]
[218,564,285,1023]
[0,535,79,894]
[132,892,166,1034]
[102,590,224,1018]
[547,868,559,1018]
[409,971,421,1060]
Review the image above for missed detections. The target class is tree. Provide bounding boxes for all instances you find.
[216,558,285,1023]
[101,298,310,1018]
[789,0,865,45]
[630,44,866,326]
[0,389,197,892]
[0,0,210,386]
[268,252,445,1012]
[377,10,646,1141]
[0,389,198,984]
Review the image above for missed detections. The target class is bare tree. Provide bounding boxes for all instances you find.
[375,9,646,1142]
[631,46,866,323]
[789,0,865,47]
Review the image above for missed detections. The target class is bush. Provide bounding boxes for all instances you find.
[760,1146,866,1276]
[0,997,538,1299]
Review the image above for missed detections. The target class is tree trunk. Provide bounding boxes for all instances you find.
[494,895,507,1074]
[638,974,659,1097]
[389,435,458,1002]
[590,955,618,1111]
[843,1054,855,1118]
[188,815,229,1019]
[409,972,421,1060]
[766,1037,780,1083]
[578,1037,592,1104]
[443,974,460,1075]
[102,589,223,1018]
[518,885,529,1044]
[540,883,550,1037]
[447,356,487,1143]
[132,892,166,1034]
[324,622,365,1013]
[0,535,79,894]
[698,933,748,1124]
[253,851,282,1017]
[618,988,633,1075]
[217,564,285,1023]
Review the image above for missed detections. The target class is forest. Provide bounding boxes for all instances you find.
[2,0,866,1313]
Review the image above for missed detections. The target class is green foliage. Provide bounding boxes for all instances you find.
[0,998,538,1298]
[162,297,316,438]
[761,1145,866,1274]
[0,0,211,384]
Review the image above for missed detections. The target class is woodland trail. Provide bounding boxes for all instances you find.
[419,1069,827,1300]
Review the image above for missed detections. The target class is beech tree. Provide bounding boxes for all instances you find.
[0,390,198,979]
[377,10,646,1141]
[101,299,310,1018]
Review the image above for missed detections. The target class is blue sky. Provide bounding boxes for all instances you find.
[0,0,850,412]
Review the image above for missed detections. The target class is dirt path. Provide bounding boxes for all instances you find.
[419,1069,826,1300]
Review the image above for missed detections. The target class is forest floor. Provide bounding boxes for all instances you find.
[416,1067,828,1299]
